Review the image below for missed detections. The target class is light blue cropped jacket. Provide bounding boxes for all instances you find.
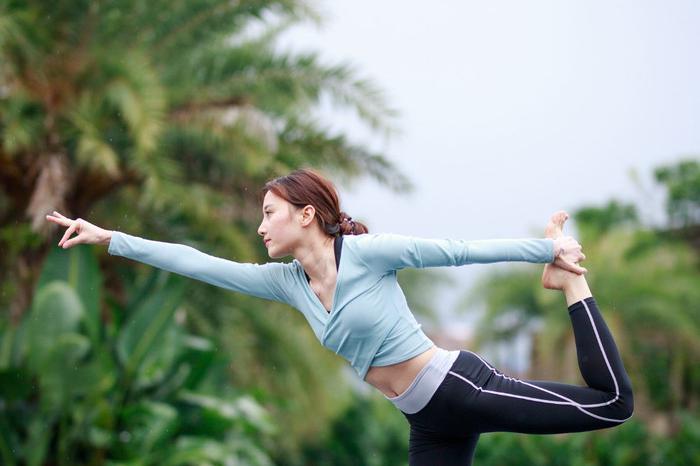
[109,232,554,380]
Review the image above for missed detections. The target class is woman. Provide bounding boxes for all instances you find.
[46,168,633,465]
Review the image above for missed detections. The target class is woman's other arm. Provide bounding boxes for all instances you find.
[46,211,292,303]
[353,233,585,275]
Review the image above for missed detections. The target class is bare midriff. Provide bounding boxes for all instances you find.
[364,345,438,398]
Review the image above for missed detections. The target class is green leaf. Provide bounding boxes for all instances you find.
[24,416,53,466]
[0,368,33,401]
[0,413,18,466]
[116,273,186,381]
[37,244,103,345]
[38,333,91,412]
[179,334,216,390]
[25,281,85,372]
[134,322,184,390]
[0,321,25,369]
[120,401,179,456]
[178,391,273,435]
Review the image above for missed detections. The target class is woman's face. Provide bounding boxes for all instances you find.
[257,190,301,258]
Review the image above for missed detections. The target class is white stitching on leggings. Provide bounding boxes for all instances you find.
[464,351,618,409]
[448,299,631,423]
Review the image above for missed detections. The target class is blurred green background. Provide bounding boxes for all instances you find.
[1,1,698,465]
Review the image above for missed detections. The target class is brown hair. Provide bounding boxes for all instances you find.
[261,168,368,236]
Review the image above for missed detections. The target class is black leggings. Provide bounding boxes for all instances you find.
[403,297,634,466]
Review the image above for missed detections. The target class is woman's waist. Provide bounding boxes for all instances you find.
[365,346,439,397]
[373,347,461,415]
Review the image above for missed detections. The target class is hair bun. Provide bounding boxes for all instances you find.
[338,211,368,235]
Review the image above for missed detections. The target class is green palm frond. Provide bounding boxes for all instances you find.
[100,53,165,153]
[277,118,412,192]
[165,35,397,134]
[0,92,44,156]
[0,5,43,71]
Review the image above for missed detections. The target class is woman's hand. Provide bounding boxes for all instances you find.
[552,235,587,275]
[45,211,113,248]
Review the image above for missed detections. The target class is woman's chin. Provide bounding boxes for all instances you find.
[267,248,282,259]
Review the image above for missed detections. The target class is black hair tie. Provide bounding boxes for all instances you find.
[327,223,340,235]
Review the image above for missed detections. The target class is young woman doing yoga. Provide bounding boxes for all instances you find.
[46,168,633,466]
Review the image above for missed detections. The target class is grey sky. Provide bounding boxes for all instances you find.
[281,1,700,341]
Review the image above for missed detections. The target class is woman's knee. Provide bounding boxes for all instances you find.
[619,384,634,420]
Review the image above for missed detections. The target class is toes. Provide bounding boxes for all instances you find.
[554,210,568,228]
[550,210,566,222]
[544,222,558,238]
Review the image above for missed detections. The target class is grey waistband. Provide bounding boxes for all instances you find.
[385,348,460,414]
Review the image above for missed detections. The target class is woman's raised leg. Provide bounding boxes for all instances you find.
[446,212,634,434]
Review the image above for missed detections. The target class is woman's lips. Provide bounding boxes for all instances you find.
[264,239,271,247]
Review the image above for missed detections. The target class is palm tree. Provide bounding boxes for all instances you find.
[0,0,410,320]
[0,0,414,458]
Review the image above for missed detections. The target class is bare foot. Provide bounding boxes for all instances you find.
[541,211,576,290]
[545,210,568,239]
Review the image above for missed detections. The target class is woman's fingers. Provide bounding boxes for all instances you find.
[557,237,587,265]
[44,213,73,245]
[556,257,588,275]
[47,212,105,248]
[568,248,585,263]
[46,211,98,249]
[46,211,75,228]
[46,214,69,227]
[59,220,79,248]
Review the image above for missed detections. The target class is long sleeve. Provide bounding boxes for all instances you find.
[107,231,294,303]
[351,233,555,274]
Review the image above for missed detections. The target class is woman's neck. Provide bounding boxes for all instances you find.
[295,235,335,282]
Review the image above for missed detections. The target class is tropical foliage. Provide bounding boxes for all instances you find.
[0,243,277,466]
[464,159,700,442]
[0,0,414,463]
[1,0,698,464]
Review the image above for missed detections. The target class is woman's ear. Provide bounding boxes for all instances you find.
[299,204,316,227]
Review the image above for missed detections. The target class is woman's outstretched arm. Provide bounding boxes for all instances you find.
[46,211,294,303]
[352,225,585,275]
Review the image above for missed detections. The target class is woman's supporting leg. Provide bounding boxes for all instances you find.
[407,430,479,466]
